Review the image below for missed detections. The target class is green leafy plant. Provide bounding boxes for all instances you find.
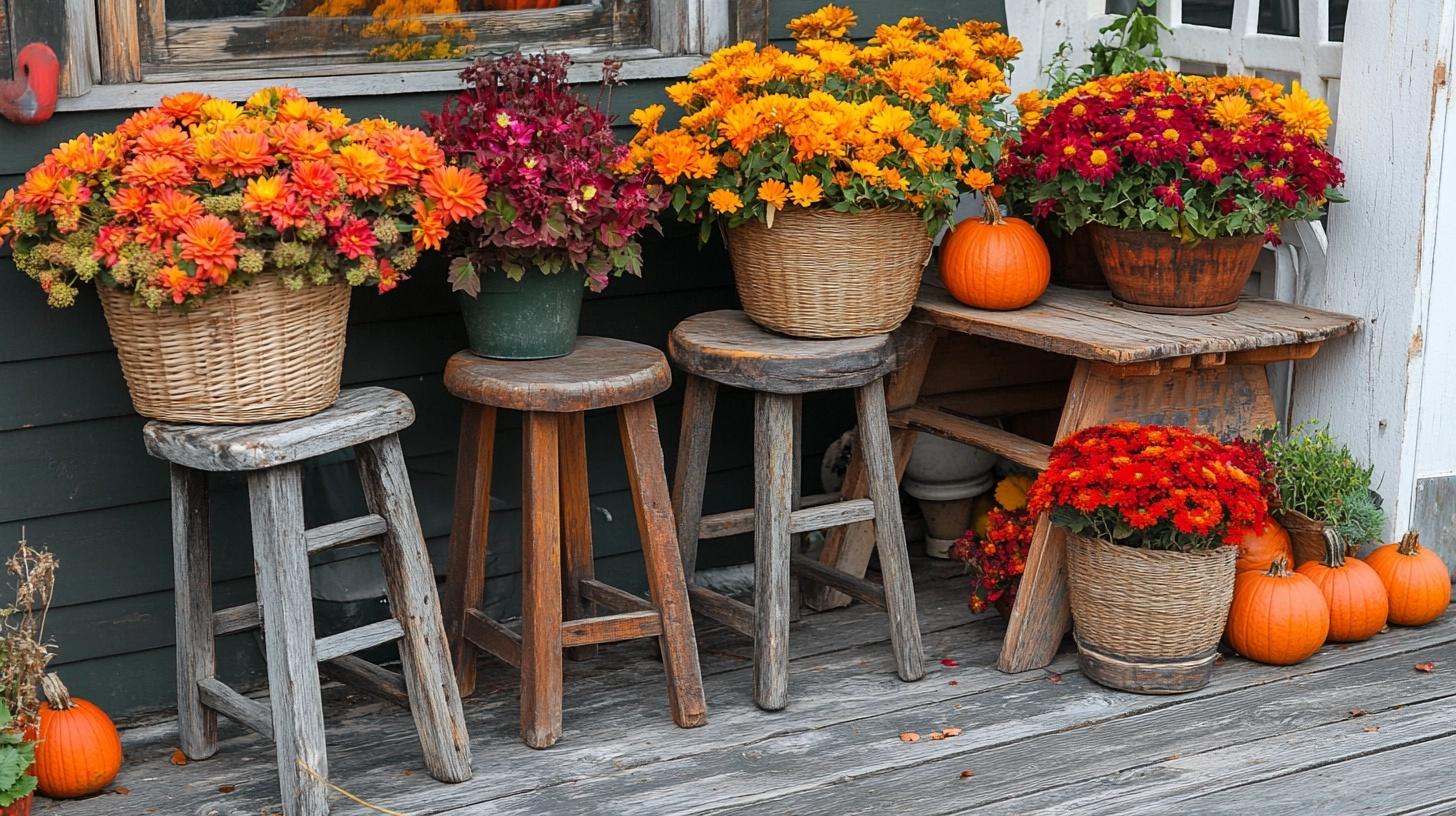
[1264,422,1385,548]
[1042,0,1171,97]
[0,704,36,807]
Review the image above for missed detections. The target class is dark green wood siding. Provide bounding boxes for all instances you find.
[0,0,1003,717]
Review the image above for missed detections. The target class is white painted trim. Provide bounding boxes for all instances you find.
[55,52,706,112]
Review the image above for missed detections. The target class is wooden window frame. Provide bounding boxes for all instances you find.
[0,0,765,112]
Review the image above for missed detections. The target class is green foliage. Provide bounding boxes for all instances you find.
[0,705,35,807]
[1043,0,1171,97]
[1265,421,1385,547]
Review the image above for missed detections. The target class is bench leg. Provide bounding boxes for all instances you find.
[558,412,597,662]
[671,375,717,579]
[619,399,708,728]
[520,411,564,749]
[171,464,218,761]
[854,381,925,683]
[753,392,796,711]
[356,434,473,783]
[247,464,330,816]
[442,403,495,697]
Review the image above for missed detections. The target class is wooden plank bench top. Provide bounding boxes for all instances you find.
[913,283,1362,365]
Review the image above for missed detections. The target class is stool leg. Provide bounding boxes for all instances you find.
[753,392,796,711]
[558,412,596,661]
[442,403,496,696]
[356,434,474,783]
[247,464,330,816]
[171,464,218,761]
[789,394,804,624]
[853,381,926,683]
[619,399,708,728]
[521,411,564,749]
[671,375,717,578]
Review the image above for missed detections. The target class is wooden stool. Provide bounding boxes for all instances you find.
[144,388,472,816]
[668,310,926,711]
[441,337,707,749]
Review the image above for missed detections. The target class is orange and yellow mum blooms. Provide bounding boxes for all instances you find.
[0,86,486,308]
[619,4,1021,238]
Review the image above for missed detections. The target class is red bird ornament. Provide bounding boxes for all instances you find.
[1,43,59,124]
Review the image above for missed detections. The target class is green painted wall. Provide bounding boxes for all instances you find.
[0,0,1004,717]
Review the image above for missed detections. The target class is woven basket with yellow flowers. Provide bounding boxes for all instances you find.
[620,5,1021,338]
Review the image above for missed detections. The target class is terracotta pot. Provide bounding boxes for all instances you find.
[1036,223,1106,289]
[1088,226,1264,315]
[1278,509,1331,566]
[0,793,33,816]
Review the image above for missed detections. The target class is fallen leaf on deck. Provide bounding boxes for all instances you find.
[1350,708,1367,717]
[170,749,188,766]
[1214,654,1225,665]
[900,731,921,743]
[217,785,236,794]
[947,680,959,687]
[1168,753,1182,760]
[1363,725,1380,733]
[941,658,960,667]
[929,731,945,741]
[960,770,975,779]
[113,788,130,796]
[1416,661,1437,673]
[943,727,962,737]
[1047,673,1064,684]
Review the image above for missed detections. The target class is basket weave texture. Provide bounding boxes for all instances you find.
[1065,533,1237,659]
[724,207,932,338]
[1278,509,1329,565]
[98,273,350,424]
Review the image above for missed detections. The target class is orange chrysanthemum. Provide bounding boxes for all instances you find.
[121,154,194,189]
[756,179,789,209]
[420,165,488,224]
[147,189,206,234]
[789,175,824,206]
[178,215,242,283]
[209,128,275,176]
[333,144,393,197]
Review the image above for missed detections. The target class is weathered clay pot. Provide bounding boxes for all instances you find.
[1089,226,1264,315]
[1037,223,1106,289]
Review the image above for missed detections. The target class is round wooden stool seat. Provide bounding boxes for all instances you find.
[444,337,672,413]
[669,310,898,394]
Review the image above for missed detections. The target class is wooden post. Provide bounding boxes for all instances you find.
[671,375,717,578]
[520,411,564,749]
[96,0,141,82]
[355,435,473,784]
[170,464,217,761]
[247,464,330,816]
[558,411,597,661]
[752,392,796,711]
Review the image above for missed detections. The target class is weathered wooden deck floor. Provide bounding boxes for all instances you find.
[41,561,1456,816]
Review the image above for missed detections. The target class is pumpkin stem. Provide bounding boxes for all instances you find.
[1265,556,1294,578]
[981,191,1006,226]
[1397,530,1423,556]
[41,672,75,711]
[1320,527,1347,568]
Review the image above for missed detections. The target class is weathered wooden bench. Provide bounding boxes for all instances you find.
[813,282,1362,674]
[145,387,472,816]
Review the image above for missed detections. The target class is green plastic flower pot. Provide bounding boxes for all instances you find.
[459,268,585,360]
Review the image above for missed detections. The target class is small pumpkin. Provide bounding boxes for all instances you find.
[1236,518,1295,574]
[994,473,1035,512]
[939,198,1051,311]
[34,674,122,799]
[1296,529,1388,643]
[1225,557,1329,665]
[1366,531,1451,626]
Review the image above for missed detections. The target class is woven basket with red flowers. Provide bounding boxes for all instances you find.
[1000,71,1345,314]
[0,87,487,423]
[1026,421,1276,693]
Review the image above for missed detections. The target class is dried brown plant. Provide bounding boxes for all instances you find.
[0,530,57,726]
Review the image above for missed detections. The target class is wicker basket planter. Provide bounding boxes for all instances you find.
[1278,509,1332,565]
[98,273,351,424]
[1065,533,1238,694]
[723,207,932,338]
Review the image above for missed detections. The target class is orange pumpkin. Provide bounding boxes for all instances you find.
[34,674,122,799]
[1236,518,1295,574]
[939,201,1050,311]
[1225,557,1329,665]
[1366,531,1451,626]
[1296,530,1388,642]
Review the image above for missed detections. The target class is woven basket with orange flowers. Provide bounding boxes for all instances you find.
[0,87,487,423]
[621,4,1022,338]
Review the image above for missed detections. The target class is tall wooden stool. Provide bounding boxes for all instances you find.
[144,387,472,816]
[441,337,707,749]
[668,310,926,711]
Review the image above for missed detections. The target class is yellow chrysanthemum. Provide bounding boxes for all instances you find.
[708,189,744,214]
[1275,82,1333,142]
[1209,94,1254,129]
[789,176,824,207]
[756,179,789,209]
